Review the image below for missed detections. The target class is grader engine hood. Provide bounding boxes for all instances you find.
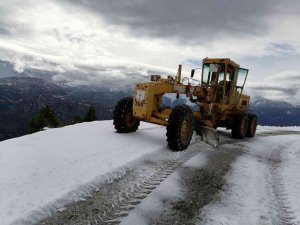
[133,84,149,120]
[133,82,173,120]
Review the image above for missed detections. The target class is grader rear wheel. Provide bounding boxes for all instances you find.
[231,113,249,139]
[166,105,195,151]
[246,114,257,137]
[113,97,140,133]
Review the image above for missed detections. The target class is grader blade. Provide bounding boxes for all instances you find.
[196,126,219,148]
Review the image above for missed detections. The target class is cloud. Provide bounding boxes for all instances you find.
[0,26,11,36]
[0,0,300,103]
[250,86,298,96]
[64,0,277,41]
[52,65,151,90]
[247,70,300,103]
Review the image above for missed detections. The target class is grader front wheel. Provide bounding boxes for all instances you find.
[166,105,195,151]
[113,97,140,133]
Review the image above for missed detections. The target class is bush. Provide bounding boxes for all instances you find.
[71,115,82,124]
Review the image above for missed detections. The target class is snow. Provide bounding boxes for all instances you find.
[0,121,168,225]
[1,120,300,225]
[161,93,199,111]
[257,125,300,131]
[199,128,300,225]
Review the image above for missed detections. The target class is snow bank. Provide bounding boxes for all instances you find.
[0,121,168,225]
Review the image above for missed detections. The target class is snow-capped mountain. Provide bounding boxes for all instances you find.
[251,96,295,108]
[0,60,55,82]
[0,59,131,107]
[250,96,300,126]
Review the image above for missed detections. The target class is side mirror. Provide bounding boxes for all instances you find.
[191,69,195,78]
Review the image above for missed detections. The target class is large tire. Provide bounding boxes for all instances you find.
[231,113,249,139]
[113,97,140,133]
[246,114,257,137]
[166,105,195,151]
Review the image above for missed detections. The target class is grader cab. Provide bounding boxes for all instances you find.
[113,58,257,150]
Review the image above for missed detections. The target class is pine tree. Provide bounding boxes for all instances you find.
[84,106,97,122]
[29,105,61,133]
[71,115,82,124]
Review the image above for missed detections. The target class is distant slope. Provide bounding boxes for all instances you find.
[0,60,19,79]
[65,86,132,108]
[0,60,55,81]
[0,77,111,140]
[250,97,300,126]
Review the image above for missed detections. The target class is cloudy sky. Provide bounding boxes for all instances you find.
[0,0,299,103]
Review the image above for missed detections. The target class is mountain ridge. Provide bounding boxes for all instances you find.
[249,96,300,126]
[0,76,112,141]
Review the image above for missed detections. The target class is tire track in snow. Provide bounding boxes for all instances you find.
[94,147,200,224]
[38,143,203,225]
[268,146,298,225]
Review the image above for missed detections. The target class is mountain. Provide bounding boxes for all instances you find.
[0,60,19,78]
[0,77,112,141]
[249,97,300,126]
[65,86,132,108]
[0,60,55,82]
[0,59,132,107]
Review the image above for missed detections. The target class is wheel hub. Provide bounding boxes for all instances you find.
[180,118,191,142]
[124,110,135,128]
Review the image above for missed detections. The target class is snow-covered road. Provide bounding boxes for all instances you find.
[0,121,299,225]
[200,129,300,225]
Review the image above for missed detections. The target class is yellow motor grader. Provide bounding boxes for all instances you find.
[113,58,257,150]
